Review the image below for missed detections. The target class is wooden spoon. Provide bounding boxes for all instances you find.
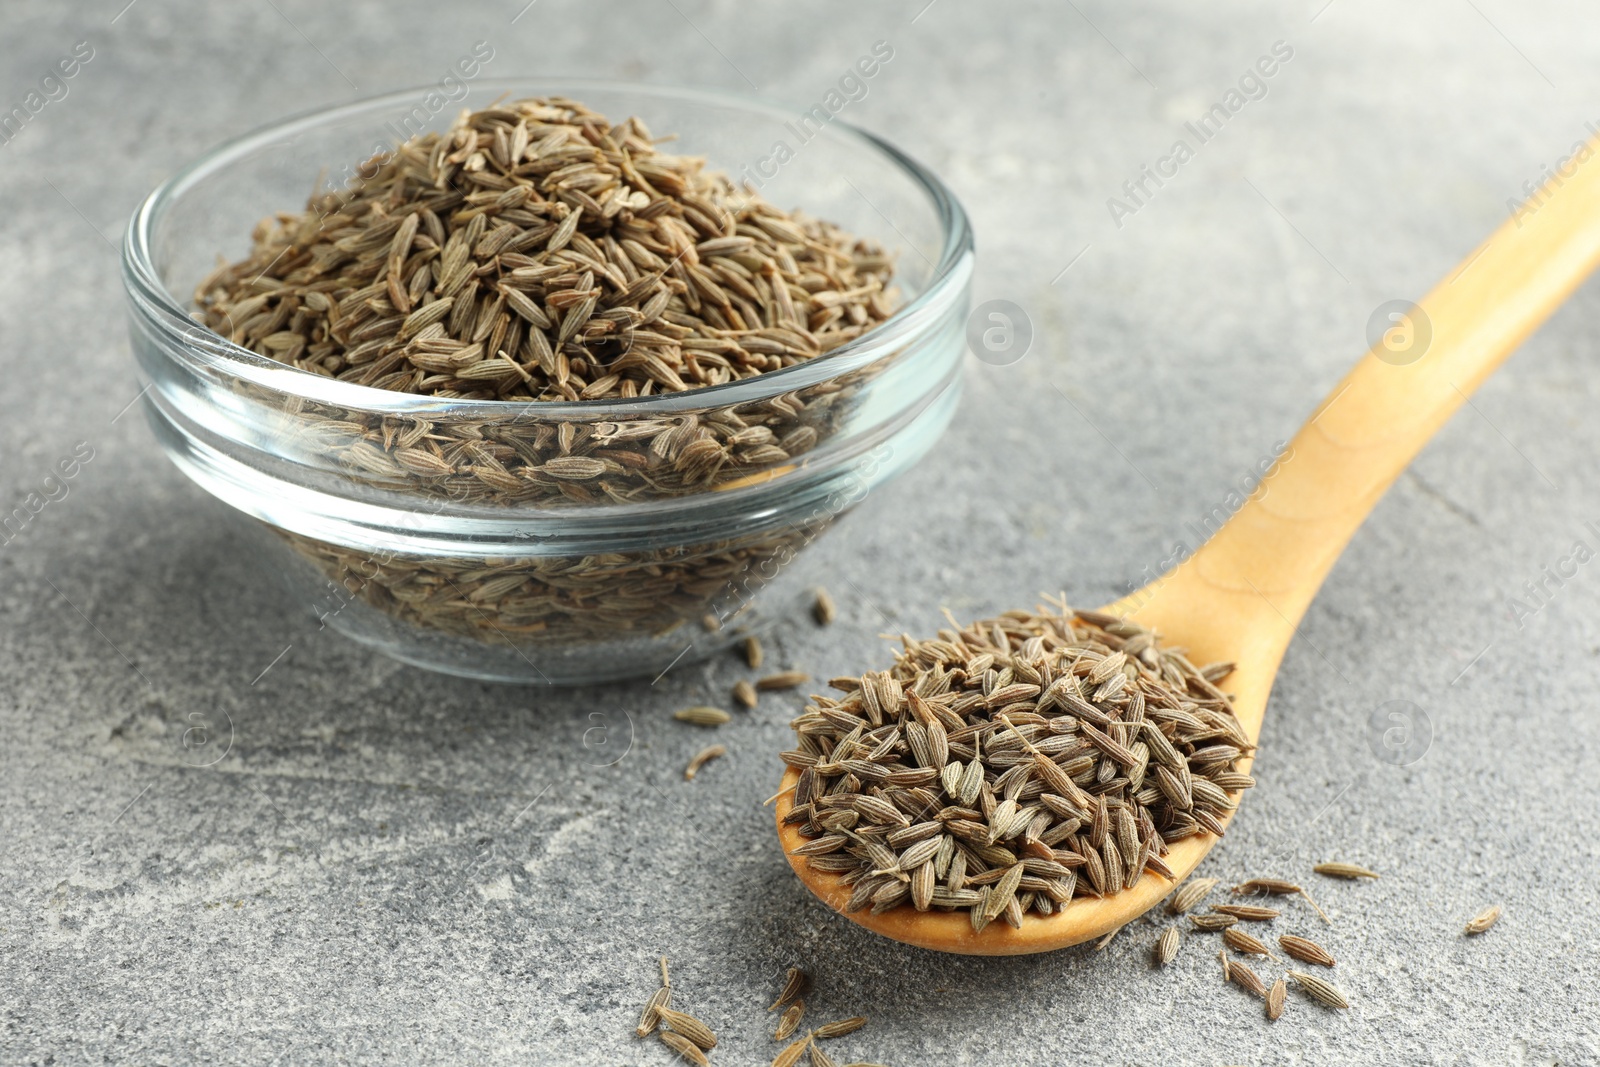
[775,139,1600,954]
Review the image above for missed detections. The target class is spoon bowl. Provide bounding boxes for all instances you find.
[776,134,1600,954]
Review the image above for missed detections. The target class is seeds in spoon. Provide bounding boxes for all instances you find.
[1221,927,1277,958]
[1314,862,1380,880]
[1266,977,1287,1020]
[812,1017,867,1039]
[774,1001,805,1041]
[1279,933,1336,966]
[1212,904,1280,921]
[782,605,1254,928]
[660,1030,709,1066]
[1464,905,1502,934]
[1167,876,1220,915]
[684,744,726,780]
[1155,926,1180,966]
[733,680,759,709]
[813,588,837,625]
[1287,969,1350,1009]
[675,706,731,726]
[760,670,810,691]
[768,966,811,1011]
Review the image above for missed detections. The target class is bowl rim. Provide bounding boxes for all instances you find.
[123,76,974,420]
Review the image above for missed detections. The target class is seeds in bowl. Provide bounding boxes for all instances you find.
[780,604,1255,928]
[197,95,903,654]
[198,96,897,405]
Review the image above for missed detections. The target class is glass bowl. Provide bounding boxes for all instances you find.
[121,79,973,684]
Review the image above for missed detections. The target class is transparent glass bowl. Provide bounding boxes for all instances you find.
[121,79,973,684]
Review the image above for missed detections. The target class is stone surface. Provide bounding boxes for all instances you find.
[3,2,1599,1064]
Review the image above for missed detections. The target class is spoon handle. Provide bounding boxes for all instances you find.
[1180,138,1600,630]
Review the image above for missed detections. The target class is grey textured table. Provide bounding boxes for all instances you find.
[4,2,1599,1064]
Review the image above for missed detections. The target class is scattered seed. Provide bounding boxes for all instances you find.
[1189,913,1238,931]
[809,1038,841,1067]
[744,636,765,671]
[1227,959,1266,998]
[768,966,811,1011]
[1288,969,1350,1009]
[660,1030,709,1066]
[656,1006,717,1050]
[1221,927,1277,959]
[635,985,671,1037]
[1464,905,1501,935]
[1156,926,1180,966]
[674,706,732,726]
[1168,877,1220,915]
[1094,923,1124,951]
[1279,934,1336,966]
[702,613,722,633]
[774,1001,805,1041]
[1218,949,1230,982]
[812,1017,867,1040]
[1232,878,1302,895]
[733,680,759,709]
[759,671,810,691]
[1233,878,1328,923]
[1266,978,1287,1020]
[772,1034,811,1067]
[813,588,837,626]
[1314,862,1380,880]
[684,744,727,780]
[1212,904,1280,921]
